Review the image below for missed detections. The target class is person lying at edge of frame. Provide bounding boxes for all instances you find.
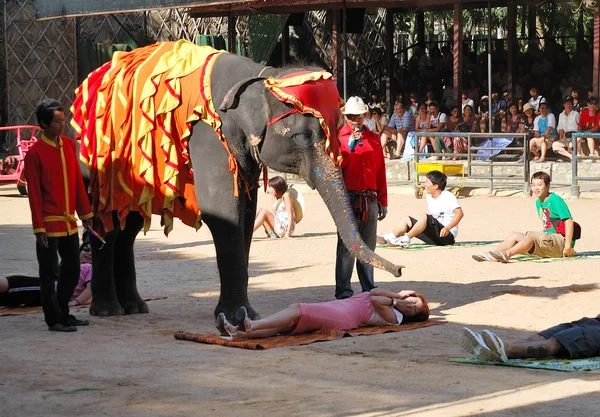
[377,170,464,248]
[0,242,93,309]
[459,314,600,362]
[215,288,430,340]
[472,170,581,263]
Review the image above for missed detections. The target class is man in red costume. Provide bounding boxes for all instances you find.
[335,96,388,299]
[23,98,94,332]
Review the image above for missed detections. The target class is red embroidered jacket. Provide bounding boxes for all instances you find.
[24,134,93,237]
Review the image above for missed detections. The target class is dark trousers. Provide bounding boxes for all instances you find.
[36,233,80,327]
[335,198,378,299]
[0,276,41,307]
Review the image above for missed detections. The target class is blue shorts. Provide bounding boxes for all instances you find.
[539,317,600,359]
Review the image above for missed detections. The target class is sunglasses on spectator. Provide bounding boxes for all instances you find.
[346,114,364,121]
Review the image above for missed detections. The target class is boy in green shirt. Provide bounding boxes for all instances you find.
[473,171,577,262]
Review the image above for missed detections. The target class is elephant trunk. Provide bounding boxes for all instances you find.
[307,144,404,277]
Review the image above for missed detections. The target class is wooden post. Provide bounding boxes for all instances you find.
[281,22,289,66]
[527,5,536,48]
[385,9,394,107]
[507,1,517,102]
[417,12,425,47]
[452,4,463,107]
[228,13,236,54]
[331,9,343,92]
[594,8,600,97]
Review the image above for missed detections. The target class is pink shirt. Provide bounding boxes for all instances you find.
[72,263,92,299]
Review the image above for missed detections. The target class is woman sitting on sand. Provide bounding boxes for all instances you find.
[253,176,296,239]
[216,288,430,340]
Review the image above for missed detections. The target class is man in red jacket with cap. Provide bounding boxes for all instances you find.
[335,96,388,299]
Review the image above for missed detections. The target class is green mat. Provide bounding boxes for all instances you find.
[511,251,600,263]
[449,356,600,372]
[377,240,501,251]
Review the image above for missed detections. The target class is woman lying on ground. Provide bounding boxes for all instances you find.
[216,288,430,340]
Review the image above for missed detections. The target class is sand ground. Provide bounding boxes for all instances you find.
[1,183,599,417]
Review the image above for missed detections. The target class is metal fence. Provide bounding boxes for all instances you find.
[570,132,600,198]
[412,131,530,195]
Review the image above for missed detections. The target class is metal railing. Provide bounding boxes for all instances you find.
[411,131,530,195]
[570,132,600,198]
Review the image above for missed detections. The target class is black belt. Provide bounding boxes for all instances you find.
[348,190,377,221]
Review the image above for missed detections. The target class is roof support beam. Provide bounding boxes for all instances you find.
[594,8,600,97]
[507,1,517,102]
[384,8,394,107]
[452,3,463,107]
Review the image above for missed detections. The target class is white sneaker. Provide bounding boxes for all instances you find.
[426,156,439,161]
[387,235,411,248]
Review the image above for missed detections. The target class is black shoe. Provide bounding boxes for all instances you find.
[68,315,89,326]
[49,323,77,332]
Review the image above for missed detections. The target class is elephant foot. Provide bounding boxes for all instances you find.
[123,299,149,315]
[89,298,124,317]
[214,301,261,326]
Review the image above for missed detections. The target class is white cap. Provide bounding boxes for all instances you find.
[342,96,369,115]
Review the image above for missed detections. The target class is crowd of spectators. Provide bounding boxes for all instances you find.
[362,38,600,162]
[366,87,600,161]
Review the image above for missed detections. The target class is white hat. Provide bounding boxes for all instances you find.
[342,96,368,115]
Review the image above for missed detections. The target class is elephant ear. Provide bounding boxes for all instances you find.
[219,77,266,111]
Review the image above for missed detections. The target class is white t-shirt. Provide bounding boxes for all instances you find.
[529,95,544,111]
[426,190,461,237]
[429,112,447,128]
[557,110,580,133]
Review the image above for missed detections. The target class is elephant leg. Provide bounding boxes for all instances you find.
[188,122,260,324]
[206,213,260,324]
[114,212,148,315]
[89,212,124,317]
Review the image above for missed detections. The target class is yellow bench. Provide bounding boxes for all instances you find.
[414,161,465,198]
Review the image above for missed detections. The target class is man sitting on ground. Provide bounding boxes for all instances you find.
[459,314,600,362]
[378,170,464,248]
[473,171,578,262]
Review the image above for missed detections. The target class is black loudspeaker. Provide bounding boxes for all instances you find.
[346,8,365,34]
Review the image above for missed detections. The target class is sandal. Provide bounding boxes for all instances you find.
[216,313,238,339]
[236,306,252,333]
[489,250,509,263]
[481,329,509,362]
[472,252,495,262]
[458,327,490,358]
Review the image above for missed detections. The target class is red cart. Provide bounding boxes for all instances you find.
[0,125,41,195]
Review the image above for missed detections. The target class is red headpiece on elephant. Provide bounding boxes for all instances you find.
[265,71,344,166]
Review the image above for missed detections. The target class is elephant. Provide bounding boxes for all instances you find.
[72,41,403,324]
